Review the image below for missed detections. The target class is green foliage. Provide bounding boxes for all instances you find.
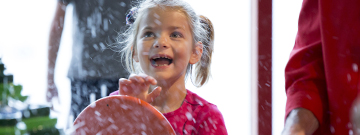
[0,126,17,135]
[0,83,28,106]
[22,116,57,130]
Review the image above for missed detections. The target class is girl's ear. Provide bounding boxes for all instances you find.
[189,41,203,64]
[132,46,139,62]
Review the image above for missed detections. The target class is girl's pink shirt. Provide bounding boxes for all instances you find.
[109,89,228,135]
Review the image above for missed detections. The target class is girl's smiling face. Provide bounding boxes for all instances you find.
[134,7,202,85]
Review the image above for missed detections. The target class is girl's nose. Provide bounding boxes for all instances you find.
[154,36,169,49]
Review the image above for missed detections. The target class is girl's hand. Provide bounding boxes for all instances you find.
[119,74,162,103]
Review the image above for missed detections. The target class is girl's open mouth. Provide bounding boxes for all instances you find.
[150,55,173,67]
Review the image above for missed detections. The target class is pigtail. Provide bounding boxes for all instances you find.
[120,6,140,74]
[193,15,214,87]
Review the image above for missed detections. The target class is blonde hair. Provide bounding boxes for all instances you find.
[118,0,214,87]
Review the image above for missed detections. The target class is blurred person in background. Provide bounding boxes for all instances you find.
[47,0,131,120]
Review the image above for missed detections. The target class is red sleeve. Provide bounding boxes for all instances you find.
[284,0,328,125]
[196,104,228,135]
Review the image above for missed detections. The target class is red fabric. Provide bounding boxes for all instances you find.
[109,90,228,135]
[285,0,360,134]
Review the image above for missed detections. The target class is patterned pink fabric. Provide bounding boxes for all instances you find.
[109,90,228,135]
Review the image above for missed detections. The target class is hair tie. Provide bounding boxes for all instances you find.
[126,7,138,25]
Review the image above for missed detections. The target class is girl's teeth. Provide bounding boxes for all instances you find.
[154,64,168,66]
[152,56,169,59]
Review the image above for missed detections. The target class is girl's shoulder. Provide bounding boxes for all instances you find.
[185,90,224,118]
[185,89,214,107]
[183,90,227,134]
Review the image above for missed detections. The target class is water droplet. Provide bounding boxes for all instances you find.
[90,93,96,103]
[90,102,96,108]
[154,19,161,25]
[108,117,114,123]
[101,84,107,97]
[330,126,335,133]
[99,43,106,50]
[120,2,126,7]
[103,19,108,31]
[140,123,146,130]
[120,104,129,110]
[263,66,268,71]
[93,44,99,51]
[95,111,101,116]
[122,86,128,92]
[186,112,192,120]
[353,63,358,72]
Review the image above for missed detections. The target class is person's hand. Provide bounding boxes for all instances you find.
[119,73,162,103]
[282,108,319,135]
[352,97,360,135]
[46,78,60,108]
[282,124,306,135]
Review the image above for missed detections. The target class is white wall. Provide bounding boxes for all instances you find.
[184,1,251,134]
[272,0,302,134]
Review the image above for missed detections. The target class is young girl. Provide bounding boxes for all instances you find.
[109,0,228,134]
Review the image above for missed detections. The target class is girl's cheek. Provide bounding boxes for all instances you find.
[142,51,150,56]
[139,41,153,50]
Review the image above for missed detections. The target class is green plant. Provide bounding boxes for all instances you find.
[0,83,28,106]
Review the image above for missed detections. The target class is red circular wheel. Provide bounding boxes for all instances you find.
[72,95,175,135]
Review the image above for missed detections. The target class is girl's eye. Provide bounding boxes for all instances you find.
[143,32,155,38]
[170,32,183,38]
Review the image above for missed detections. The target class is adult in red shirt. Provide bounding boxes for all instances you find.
[282,0,360,134]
